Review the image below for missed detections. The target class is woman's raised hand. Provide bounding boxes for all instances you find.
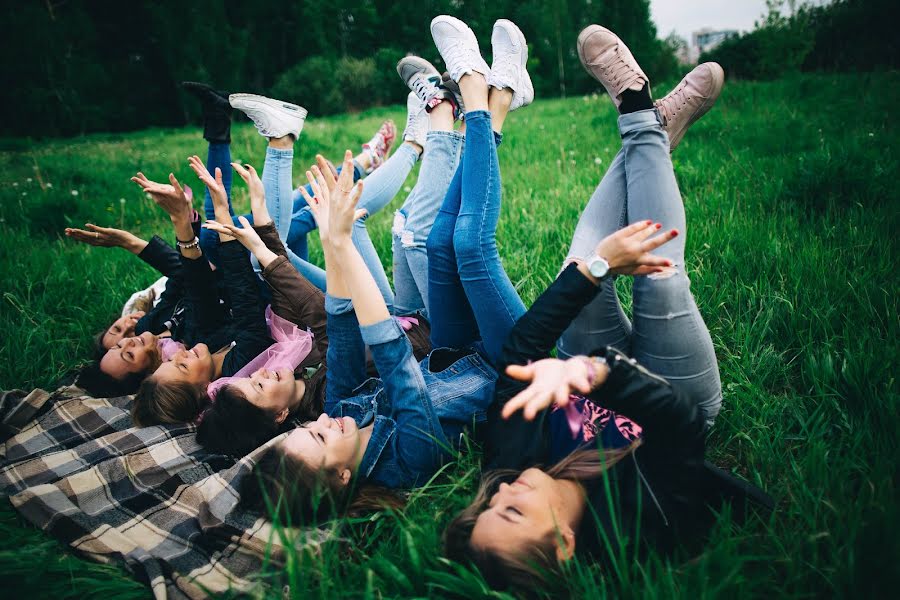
[328,150,366,243]
[594,220,679,276]
[302,153,367,245]
[501,356,608,421]
[131,172,194,224]
[202,216,264,252]
[187,155,229,216]
[231,162,270,225]
[65,223,137,249]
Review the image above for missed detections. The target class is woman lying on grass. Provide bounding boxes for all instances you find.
[196,63,466,456]
[442,23,770,593]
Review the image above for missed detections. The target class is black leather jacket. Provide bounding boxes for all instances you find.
[485,264,772,558]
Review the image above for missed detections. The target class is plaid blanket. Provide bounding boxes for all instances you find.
[0,385,315,600]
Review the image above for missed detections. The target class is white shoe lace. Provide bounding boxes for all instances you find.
[442,40,482,75]
[411,75,440,103]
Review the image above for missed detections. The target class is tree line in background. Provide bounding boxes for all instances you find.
[3,0,895,138]
[701,0,898,80]
[2,0,676,138]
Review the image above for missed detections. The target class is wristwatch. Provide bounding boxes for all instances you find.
[586,253,610,280]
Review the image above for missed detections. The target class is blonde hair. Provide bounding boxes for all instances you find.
[443,442,641,592]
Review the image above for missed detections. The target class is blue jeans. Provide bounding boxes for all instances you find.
[286,160,365,262]
[286,145,419,306]
[556,108,722,425]
[393,131,465,317]
[426,110,526,365]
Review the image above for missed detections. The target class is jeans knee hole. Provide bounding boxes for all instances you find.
[648,267,678,280]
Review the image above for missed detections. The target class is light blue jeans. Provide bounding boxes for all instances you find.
[352,143,420,312]
[556,108,722,425]
[392,131,465,316]
[262,145,419,305]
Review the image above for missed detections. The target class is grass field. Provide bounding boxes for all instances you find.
[0,71,898,598]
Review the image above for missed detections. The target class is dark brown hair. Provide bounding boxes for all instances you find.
[443,442,640,592]
[131,377,208,426]
[250,441,404,524]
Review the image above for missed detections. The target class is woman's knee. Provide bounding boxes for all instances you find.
[426,214,455,258]
[632,267,692,311]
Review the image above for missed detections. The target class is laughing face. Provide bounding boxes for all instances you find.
[152,343,216,386]
[280,413,361,476]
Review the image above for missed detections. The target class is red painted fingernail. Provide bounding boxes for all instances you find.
[656,223,662,229]
[646,220,652,225]
[671,229,678,236]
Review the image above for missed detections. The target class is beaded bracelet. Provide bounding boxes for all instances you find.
[176,236,200,251]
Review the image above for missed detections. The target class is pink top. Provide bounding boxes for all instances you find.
[205,306,314,400]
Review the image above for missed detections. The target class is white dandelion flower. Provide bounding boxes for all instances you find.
[594,157,603,165]
[71,190,79,196]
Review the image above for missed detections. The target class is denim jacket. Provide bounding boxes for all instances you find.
[325,297,496,489]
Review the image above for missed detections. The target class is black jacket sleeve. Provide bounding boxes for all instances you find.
[135,277,183,335]
[136,235,183,278]
[216,240,272,377]
[485,263,602,470]
[592,347,706,465]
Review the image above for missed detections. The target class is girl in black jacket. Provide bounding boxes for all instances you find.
[443,24,771,592]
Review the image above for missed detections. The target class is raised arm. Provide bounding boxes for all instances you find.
[189,156,271,374]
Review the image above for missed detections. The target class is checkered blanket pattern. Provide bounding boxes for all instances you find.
[1,385,310,600]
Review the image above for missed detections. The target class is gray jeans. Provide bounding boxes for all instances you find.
[557,108,722,426]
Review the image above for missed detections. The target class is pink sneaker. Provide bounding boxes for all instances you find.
[655,62,725,152]
[577,24,649,110]
[362,119,397,173]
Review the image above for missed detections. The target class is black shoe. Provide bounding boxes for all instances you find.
[182,81,232,144]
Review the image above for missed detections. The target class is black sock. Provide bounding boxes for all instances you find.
[618,83,653,115]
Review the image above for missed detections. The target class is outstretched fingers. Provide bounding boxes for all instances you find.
[641,228,679,253]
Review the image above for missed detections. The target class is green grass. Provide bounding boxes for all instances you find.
[1,71,898,598]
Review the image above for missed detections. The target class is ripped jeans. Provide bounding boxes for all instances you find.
[556,109,722,425]
[392,131,465,316]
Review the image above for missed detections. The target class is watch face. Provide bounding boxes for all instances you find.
[589,257,609,278]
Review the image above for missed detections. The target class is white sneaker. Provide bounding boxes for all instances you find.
[486,19,534,111]
[228,93,307,139]
[397,56,443,104]
[430,15,490,83]
[402,92,429,148]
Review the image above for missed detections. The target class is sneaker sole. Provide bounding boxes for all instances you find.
[228,93,308,120]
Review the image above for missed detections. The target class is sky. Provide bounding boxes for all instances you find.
[649,0,770,42]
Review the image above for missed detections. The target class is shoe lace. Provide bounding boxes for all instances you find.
[599,47,641,91]
[443,41,479,73]
[658,82,692,122]
[411,75,440,103]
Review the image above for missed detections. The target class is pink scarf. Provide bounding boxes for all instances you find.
[206,306,314,400]
[157,337,186,362]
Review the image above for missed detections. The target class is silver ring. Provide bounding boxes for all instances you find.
[339,186,353,194]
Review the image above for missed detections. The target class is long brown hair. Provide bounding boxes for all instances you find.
[443,442,641,592]
[252,442,404,525]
